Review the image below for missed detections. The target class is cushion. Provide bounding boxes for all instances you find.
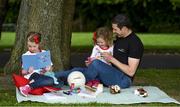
[29,86,61,95]
[12,73,30,88]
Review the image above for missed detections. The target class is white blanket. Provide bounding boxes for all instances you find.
[16,86,180,104]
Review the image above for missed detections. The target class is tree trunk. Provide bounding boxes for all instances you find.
[61,0,75,70]
[4,0,75,74]
[0,0,9,39]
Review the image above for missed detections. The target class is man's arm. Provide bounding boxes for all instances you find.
[110,57,140,77]
[101,52,140,77]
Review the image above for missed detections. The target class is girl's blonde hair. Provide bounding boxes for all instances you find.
[93,27,113,47]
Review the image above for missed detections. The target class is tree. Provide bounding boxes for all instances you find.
[4,0,75,73]
[0,0,9,39]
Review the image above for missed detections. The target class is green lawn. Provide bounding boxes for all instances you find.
[0,69,179,106]
[0,32,15,52]
[1,32,180,53]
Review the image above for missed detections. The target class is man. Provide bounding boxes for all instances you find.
[55,14,144,89]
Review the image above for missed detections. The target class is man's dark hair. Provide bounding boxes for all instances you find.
[112,14,132,29]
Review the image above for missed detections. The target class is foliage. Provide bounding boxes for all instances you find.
[81,0,124,4]
[3,0,180,33]
[170,0,180,8]
[73,0,180,32]
[4,0,21,23]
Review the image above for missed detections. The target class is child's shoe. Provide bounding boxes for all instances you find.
[19,85,31,97]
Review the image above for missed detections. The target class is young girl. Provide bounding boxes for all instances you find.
[19,32,61,96]
[85,27,114,66]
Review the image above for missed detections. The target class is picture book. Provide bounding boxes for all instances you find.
[22,51,52,71]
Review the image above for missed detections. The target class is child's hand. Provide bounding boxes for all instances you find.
[40,69,47,74]
[101,52,113,62]
[85,57,92,66]
[40,66,52,74]
[85,60,91,66]
[22,66,34,75]
[44,66,52,71]
[21,70,28,75]
[85,57,93,66]
[28,66,34,74]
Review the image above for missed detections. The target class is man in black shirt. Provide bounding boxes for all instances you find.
[83,14,144,88]
[111,14,144,76]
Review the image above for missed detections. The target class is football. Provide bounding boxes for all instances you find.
[67,71,86,89]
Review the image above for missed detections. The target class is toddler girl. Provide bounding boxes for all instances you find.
[86,27,114,66]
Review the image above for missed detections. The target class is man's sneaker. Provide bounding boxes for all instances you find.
[19,85,31,97]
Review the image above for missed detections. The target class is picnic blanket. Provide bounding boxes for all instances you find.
[16,86,180,104]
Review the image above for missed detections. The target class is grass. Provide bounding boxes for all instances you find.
[1,32,180,53]
[138,33,180,53]
[0,69,179,106]
[134,69,180,101]
[0,32,15,52]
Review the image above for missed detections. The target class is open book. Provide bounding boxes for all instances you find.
[22,51,52,71]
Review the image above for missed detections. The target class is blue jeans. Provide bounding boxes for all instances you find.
[55,59,132,88]
[29,73,63,89]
